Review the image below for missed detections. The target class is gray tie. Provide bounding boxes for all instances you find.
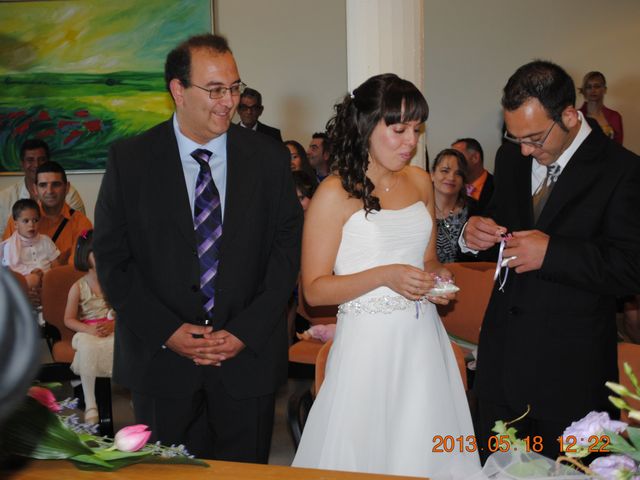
[532,163,561,222]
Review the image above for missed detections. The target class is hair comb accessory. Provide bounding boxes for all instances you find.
[80,229,89,239]
[349,90,355,99]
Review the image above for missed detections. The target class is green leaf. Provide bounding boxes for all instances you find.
[603,429,635,454]
[93,449,150,461]
[0,398,94,459]
[625,362,640,395]
[627,426,640,450]
[70,454,116,469]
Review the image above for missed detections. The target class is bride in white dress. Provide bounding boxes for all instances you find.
[292,74,480,478]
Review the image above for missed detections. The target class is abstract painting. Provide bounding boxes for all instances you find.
[0,0,212,172]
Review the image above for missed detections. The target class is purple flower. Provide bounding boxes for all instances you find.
[563,411,626,447]
[589,455,637,479]
[114,425,151,452]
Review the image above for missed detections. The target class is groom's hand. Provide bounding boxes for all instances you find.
[193,330,246,366]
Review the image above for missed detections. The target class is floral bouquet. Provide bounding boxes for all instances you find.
[0,385,208,471]
[477,362,640,479]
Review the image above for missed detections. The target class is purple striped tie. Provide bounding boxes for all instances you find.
[191,148,222,321]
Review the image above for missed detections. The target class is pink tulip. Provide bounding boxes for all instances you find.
[28,386,61,412]
[114,424,151,452]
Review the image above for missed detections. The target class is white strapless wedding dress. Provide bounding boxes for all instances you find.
[292,202,480,479]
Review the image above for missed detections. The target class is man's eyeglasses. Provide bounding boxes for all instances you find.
[191,82,247,99]
[237,104,263,112]
[503,121,556,148]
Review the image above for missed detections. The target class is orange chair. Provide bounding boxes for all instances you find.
[36,265,114,436]
[617,342,640,422]
[437,262,495,350]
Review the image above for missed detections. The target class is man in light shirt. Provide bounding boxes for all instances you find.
[0,139,85,237]
[464,60,640,462]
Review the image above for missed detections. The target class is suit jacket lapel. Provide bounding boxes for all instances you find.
[220,125,259,255]
[536,130,606,229]
[151,120,196,247]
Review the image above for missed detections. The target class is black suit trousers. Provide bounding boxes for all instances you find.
[132,370,276,463]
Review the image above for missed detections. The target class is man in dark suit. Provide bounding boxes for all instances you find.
[463,60,640,461]
[451,137,494,214]
[237,87,282,141]
[94,34,302,462]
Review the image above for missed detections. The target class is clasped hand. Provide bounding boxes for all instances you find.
[464,216,549,273]
[165,323,245,367]
[384,264,455,305]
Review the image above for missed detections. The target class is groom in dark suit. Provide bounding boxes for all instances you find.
[464,60,640,461]
[94,34,302,462]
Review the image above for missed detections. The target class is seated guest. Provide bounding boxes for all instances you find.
[237,87,283,141]
[285,140,316,179]
[579,71,623,144]
[306,132,331,181]
[64,230,115,425]
[451,137,493,214]
[0,139,86,238]
[3,161,92,265]
[431,148,477,263]
[1,198,60,298]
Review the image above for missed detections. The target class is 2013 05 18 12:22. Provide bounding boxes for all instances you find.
[432,435,544,453]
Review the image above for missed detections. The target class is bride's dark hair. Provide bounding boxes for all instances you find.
[326,73,429,214]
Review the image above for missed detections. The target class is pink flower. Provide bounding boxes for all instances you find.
[114,425,151,452]
[28,386,61,412]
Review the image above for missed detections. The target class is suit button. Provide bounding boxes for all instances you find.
[191,285,198,292]
[508,307,520,316]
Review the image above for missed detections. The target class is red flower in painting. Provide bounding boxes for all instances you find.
[75,110,90,117]
[83,119,102,132]
[64,130,83,145]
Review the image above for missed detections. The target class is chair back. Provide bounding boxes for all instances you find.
[42,265,84,363]
[314,340,333,395]
[618,342,640,422]
[450,341,468,390]
[437,262,495,346]
[297,283,338,326]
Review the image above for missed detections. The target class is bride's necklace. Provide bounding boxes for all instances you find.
[380,174,399,193]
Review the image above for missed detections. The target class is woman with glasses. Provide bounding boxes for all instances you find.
[292,74,480,478]
[578,71,623,144]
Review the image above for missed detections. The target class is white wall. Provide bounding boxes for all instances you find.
[216,0,348,143]
[424,0,640,171]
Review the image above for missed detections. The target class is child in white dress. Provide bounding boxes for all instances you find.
[1,199,59,294]
[63,230,115,424]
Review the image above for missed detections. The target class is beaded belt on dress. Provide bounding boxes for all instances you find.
[338,295,430,318]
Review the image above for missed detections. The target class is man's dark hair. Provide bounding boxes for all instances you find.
[312,132,329,152]
[164,34,232,92]
[502,60,576,129]
[453,137,484,164]
[240,88,262,106]
[36,161,67,184]
[20,139,50,161]
[11,198,40,221]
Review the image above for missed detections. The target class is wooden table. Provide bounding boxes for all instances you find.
[2,459,424,479]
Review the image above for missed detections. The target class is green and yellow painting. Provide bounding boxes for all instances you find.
[0,0,212,171]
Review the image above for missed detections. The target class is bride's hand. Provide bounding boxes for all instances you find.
[383,264,434,301]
